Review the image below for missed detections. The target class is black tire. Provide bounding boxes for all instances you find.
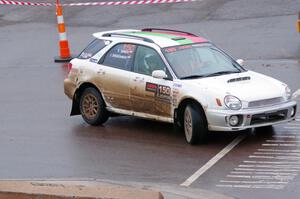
[183,104,208,144]
[79,87,109,125]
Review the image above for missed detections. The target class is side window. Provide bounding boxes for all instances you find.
[78,39,108,59]
[102,43,137,71]
[133,46,167,76]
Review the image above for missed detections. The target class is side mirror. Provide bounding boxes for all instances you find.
[152,70,167,79]
[236,59,245,66]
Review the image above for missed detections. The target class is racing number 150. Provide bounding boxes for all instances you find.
[158,85,171,96]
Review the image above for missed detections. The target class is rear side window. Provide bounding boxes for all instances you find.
[78,39,107,59]
[102,43,137,71]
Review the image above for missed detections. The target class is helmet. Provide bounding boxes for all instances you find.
[144,54,161,70]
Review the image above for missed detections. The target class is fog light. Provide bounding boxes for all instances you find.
[229,115,239,126]
[291,106,297,117]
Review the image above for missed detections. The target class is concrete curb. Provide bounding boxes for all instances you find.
[0,181,164,199]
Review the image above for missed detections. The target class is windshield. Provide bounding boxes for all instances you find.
[163,43,245,79]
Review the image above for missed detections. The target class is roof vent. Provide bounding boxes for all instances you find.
[227,76,251,83]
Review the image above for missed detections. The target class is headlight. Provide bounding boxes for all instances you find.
[285,85,292,100]
[224,95,242,110]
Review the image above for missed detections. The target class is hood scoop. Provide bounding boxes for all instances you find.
[227,76,251,83]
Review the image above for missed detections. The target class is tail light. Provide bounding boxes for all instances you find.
[67,62,73,73]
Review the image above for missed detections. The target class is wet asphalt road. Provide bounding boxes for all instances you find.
[1,0,300,198]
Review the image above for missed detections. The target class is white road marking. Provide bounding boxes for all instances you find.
[180,134,247,187]
[239,164,300,169]
[216,184,285,189]
[244,160,300,165]
[249,155,300,160]
[272,131,300,134]
[219,180,288,184]
[288,123,300,126]
[226,174,295,180]
[284,126,300,129]
[258,149,300,153]
[230,171,298,176]
[272,135,298,138]
[262,143,298,147]
[254,152,300,156]
[216,115,300,190]
[266,140,300,143]
[234,168,300,172]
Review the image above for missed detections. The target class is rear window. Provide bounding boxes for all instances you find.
[78,39,108,59]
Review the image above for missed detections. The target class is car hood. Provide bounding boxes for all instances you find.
[184,70,285,102]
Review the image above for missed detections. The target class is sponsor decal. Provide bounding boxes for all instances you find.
[111,54,131,59]
[178,45,192,50]
[146,82,158,93]
[173,83,182,88]
[164,47,177,53]
[171,83,182,106]
[145,82,171,103]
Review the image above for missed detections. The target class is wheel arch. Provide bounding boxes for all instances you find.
[70,82,104,116]
[175,97,208,127]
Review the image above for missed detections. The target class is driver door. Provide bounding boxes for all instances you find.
[130,45,173,118]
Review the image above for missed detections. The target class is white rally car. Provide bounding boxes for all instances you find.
[64,28,297,144]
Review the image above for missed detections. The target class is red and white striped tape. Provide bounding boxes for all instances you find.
[0,0,197,6]
[0,0,51,6]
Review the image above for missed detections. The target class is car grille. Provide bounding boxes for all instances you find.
[248,97,284,108]
[250,109,288,125]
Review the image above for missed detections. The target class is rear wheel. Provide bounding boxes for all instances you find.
[79,87,109,125]
[183,104,208,144]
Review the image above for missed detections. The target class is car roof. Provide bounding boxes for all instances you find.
[93,28,208,48]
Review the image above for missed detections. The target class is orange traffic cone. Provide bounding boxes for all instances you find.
[297,12,300,33]
[54,0,72,62]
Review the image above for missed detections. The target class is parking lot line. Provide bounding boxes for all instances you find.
[244,160,300,164]
[230,171,298,176]
[180,134,247,187]
[254,152,300,156]
[234,168,300,172]
[262,143,299,147]
[226,174,295,180]
[257,149,300,153]
[266,140,300,143]
[219,180,288,184]
[288,123,300,126]
[284,126,300,129]
[239,164,300,169]
[216,184,285,189]
[272,135,299,138]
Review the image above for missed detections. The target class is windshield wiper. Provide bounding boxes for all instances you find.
[204,70,240,77]
[180,75,206,80]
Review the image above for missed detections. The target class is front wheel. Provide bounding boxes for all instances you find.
[79,87,109,125]
[183,104,208,144]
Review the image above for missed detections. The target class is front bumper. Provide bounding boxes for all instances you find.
[206,101,297,131]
